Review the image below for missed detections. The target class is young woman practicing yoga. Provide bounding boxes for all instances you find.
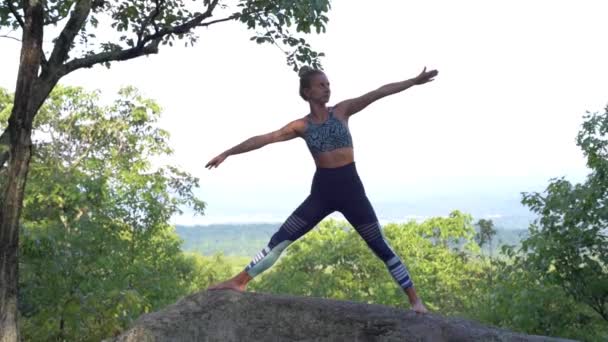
[206,66,438,313]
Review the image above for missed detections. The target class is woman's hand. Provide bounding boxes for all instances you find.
[412,67,438,85]
[205,153,228,169]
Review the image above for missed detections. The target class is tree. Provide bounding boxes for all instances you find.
[0,85,205,339]
[475,219,496,254]
[472,218,498,321]
[520,105,608,323]
[471,250,604,341]
[0,1,330,339]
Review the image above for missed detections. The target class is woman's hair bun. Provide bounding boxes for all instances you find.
[298,65,314,78]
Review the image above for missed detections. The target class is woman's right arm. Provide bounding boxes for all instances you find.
[205,119,304,169]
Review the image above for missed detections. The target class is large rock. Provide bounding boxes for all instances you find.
[107,291,575,342]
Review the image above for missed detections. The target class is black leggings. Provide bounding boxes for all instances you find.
[245,162,413,289]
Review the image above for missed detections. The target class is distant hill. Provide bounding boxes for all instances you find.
[484,216,531,250]
[490,215,534,231]
[176,223,280,256]
[175,216,532,257]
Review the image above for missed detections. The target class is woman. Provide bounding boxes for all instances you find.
[205,66,438,313]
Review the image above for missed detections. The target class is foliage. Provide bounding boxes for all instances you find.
[475,218,497,252]
[468,246,607,341]
[0,0,329,71]
[0,85,233,340]
[520,106,608,323]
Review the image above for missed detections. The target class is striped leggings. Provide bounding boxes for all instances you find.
[245,162,413,290]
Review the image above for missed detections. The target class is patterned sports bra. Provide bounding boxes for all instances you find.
[303,107,353,155]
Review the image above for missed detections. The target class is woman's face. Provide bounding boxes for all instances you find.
[304,73,331,104]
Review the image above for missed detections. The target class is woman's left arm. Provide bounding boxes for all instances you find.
[334,67,438,118]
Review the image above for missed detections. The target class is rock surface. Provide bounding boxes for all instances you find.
[107,290,576,342]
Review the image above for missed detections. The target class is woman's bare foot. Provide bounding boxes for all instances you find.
[207,278,246,292]
[404,286,428,314]
[411,299,428,314]
[207,271,252,292]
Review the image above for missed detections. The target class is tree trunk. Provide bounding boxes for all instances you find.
[0,2,43,341]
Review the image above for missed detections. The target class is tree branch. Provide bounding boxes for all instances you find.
[198,13,240,27]
[140,0,220,46]
[59,40,161,76]
[57,0,233,76]
[6,0,24,29]
[0,33,20,42]
[136,0,165,47]
[48,0,93,68]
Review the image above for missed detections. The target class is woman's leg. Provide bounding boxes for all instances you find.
[208,193,332,291]
[339,195,427,313]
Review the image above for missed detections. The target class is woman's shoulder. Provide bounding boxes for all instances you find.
[329,103,349,121]
[288,116,309,135]
[295,113,313,125]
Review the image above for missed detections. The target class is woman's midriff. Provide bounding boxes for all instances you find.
[312,147,354,168]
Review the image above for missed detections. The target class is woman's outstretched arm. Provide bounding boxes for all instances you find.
[205,119,304,169]
[335,67,438,118]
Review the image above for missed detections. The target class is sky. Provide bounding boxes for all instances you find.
[1,0,607,225]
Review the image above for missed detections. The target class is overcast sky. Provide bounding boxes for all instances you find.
[1,0,607,224]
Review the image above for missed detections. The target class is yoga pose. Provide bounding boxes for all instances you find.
[206,66,438,313]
